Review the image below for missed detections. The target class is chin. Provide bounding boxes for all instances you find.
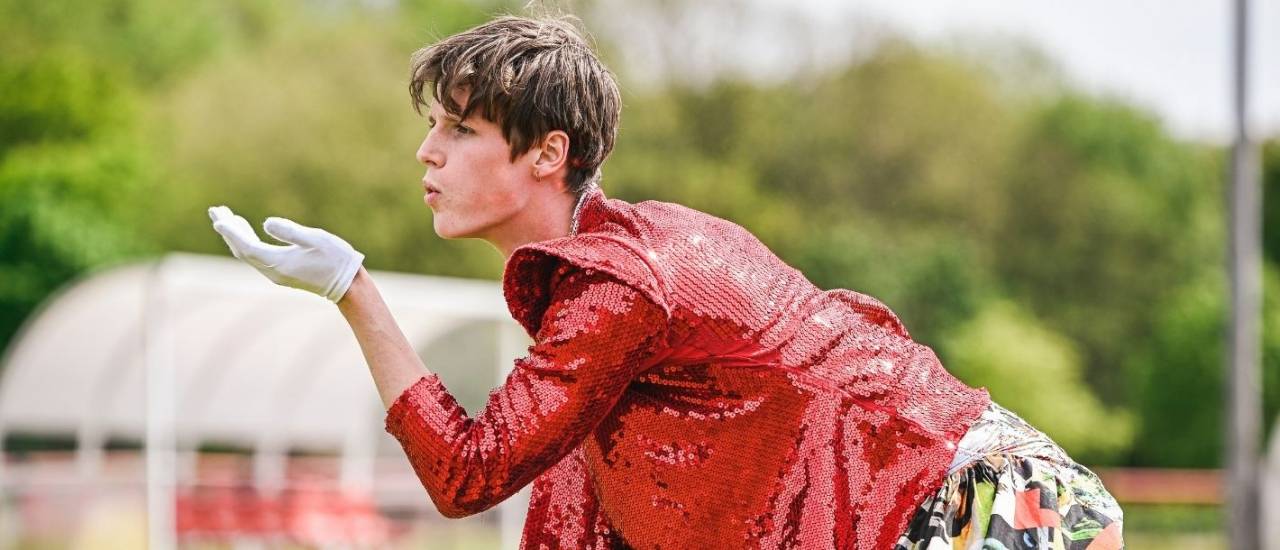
[432,220,472,240]
[431,218,453,239]
[432,225,459,240]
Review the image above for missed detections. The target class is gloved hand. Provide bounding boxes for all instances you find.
[208,206,365,303]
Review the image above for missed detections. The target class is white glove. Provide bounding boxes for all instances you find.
[208,206,365,303]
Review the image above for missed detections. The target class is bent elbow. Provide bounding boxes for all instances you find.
[426,484,504,519]
[434,495,500,519]
[437,503,474,519]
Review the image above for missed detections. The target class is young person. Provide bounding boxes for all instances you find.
[209,15,1124,549]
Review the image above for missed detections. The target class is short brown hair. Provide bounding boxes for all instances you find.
[409,15,622,195]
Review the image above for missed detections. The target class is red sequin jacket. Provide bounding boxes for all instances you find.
[385,185,991,549]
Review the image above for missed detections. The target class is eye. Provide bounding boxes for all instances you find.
[454,124,473,135]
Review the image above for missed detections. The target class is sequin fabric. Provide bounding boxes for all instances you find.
[385,184,992,549]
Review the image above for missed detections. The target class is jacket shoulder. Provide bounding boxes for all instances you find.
[502,231,670,338]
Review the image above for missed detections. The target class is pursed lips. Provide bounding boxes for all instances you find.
[423,181,442,207]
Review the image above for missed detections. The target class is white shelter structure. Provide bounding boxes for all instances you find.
[0,252,532,549]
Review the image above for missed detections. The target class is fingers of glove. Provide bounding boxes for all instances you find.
[212,219,289,264]
[209,207,245,259]
[208,205,235,224]
[210,218,257,258]
[262,216,327,247]
[208,206,258,247]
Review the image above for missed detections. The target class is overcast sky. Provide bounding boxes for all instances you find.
[814,0,1278,144]
[596,0,1277,145]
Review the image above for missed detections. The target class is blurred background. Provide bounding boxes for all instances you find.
[0,0,1277,548]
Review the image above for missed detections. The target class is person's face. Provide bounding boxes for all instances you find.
[416,89,537,240]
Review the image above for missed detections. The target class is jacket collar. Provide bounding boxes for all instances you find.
[570,183,608,236]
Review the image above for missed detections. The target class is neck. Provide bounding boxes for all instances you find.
[491,190,580,260]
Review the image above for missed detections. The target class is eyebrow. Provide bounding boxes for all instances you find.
[427,109,463,125]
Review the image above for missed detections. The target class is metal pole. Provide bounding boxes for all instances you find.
[497,323,531,550]
[146,259,177,550]
[1227,0,1262,546]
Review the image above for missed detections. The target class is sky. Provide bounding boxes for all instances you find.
[596,0,1278,145]
[834,0,1274,145]
[803,0,1278,144]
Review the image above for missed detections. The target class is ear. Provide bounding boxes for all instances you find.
[531,130,571,190]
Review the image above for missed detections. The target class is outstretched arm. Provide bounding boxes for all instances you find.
[336,266,433,409]
[382,266,668,517]
[208,206,428,408]
[208,208,668,517]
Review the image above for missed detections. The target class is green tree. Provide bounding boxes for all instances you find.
[1125,264,1280,468]
[141,10,503,279]
[0,140,156,347]
[941,299,1134,464]
[0,0,284,351]
[993,94,1221,405]
[1261,139,1280,265]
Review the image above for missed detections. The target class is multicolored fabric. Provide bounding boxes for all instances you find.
[896,402,1125,549]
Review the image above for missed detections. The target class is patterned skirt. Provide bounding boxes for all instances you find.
[894,402,1125,550]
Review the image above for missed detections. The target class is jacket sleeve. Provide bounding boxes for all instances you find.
[519,445,628,549]
[384,267,669,518]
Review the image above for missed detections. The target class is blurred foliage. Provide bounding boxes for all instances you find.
[1123,265,1280,468]
[0,48,132,151]
[136,0,519,280]
[1,0,1278,469]
[0,0,285,85]
[994,95,1222,404]
[941,299,1133,464]
[0,0,292,357]
[0,140,154,339]
[1264,140,1280,264]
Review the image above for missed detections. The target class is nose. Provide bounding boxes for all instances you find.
[416,129,443,168]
